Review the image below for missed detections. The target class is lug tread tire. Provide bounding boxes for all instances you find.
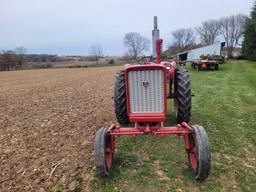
[114,70,129,125]
[190,125,211,181]
[95,128,110,176]
[174,68,191,123]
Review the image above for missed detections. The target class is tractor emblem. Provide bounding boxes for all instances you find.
[142,81,149,87]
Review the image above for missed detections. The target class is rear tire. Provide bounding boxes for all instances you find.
[174,68,191,123]
[215,64,219,70]
[188,125,211,181]
[114,70,129,125]
[95,128,113,176]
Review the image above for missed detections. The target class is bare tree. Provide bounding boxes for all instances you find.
[15,46,27,69]
[89,44,103,64]
[166,44,180,56]
[196,19,221,45]
[0,54,4,70]
[0,50,16,71]
[172,28,196,52]
[123,32,150,60]
[220,14,246,58]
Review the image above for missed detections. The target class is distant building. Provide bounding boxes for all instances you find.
[177,42,225,61]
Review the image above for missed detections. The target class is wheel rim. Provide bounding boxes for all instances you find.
[189,133,198,170]
[105,135,113,169]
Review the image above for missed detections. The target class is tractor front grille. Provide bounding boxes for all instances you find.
[128,70,164,113]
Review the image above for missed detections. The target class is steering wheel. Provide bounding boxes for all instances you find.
[137,56,154,64]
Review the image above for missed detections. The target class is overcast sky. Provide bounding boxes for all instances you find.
[0,0,254,56]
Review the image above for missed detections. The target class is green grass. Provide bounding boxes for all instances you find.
[67,60,126,68]
[88,60,256,192]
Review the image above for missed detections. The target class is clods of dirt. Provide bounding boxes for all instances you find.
[0,66,121,191]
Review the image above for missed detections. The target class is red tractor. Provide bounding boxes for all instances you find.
[94,39,211,181]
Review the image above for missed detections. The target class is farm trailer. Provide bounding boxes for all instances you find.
[178,42,225,70]
[190,58,222,71]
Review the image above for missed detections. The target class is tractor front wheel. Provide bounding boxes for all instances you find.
[95,128,114,176]
[174,68,191,123]
[114,70,129,125]
[188,125,211,181]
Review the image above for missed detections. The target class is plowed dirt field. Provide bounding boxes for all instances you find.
[0,66,121,191]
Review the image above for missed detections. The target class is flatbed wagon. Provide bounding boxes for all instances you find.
[191,59,221,70]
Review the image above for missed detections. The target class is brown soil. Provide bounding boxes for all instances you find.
[0,66,121,191]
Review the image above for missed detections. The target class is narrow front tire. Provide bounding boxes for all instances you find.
[95,128,113,176]
[188,125,211,181]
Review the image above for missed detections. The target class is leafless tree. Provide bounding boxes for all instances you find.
[166,44,180,56]
[0,54,3,70]
[123,32,150,60]
[15,46,27,69]
[89,44,103,64]
[0,50,16,71]
[196,19,221,45]
[172,28,196,52]
[220,14,246,58]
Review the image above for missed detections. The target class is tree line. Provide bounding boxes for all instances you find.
[242,1,256,61]
[0,45,106,71]
[0,47,27,71]
[123,10,256,60]
[168,13,246,58]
